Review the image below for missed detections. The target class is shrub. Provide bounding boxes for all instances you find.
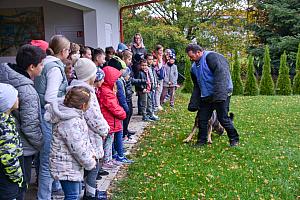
[181,58,193,93]
[259,45,275,95]
[244,55,258,96]
[232,51,244,95]
[276,51,292,95]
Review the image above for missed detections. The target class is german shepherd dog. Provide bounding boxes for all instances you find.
[183,110,234,144]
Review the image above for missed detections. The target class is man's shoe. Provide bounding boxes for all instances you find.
[230,140,239,147]
[193,142,207,148]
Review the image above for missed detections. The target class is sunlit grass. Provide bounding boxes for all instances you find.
[113,93,300,199]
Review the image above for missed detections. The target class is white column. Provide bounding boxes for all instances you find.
[83,10,99,48]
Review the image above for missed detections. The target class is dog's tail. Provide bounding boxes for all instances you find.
[229,112,234,120]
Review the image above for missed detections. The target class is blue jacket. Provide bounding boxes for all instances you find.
[116,78,129,114]
[190,51,233,103]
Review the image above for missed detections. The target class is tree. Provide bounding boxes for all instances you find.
[232,51,244,95]
[244,55,258,95]
[182,57,193,93]
[276,51,292,95]
[293,43,300,94]
[259,45,274,95]
[247,0,300,75]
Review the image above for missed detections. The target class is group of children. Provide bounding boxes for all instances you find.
[0,33,179,200]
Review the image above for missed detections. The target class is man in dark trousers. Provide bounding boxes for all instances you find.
[186,44,239,147]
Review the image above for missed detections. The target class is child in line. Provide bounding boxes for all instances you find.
[81,46,92,60]
[71,58,110,198]
[160,52,178,108]
[97,66,127,169]
[92,48,106,69]
[45,86,96,200]
[0,83,25,200]
[136,59,159,121]
[154,45,165,111]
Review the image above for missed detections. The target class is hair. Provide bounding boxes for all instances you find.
[122,50,132,60]
[47,35,70,56]
[64,86,91,110]
[105,46,115,55]
[62,58,72,66]
[70,42,80,54]
[185,44,204,53]
[92,48,105,61]
[81,46,92,56]
[139,58,147,65]
[134,33,142,41]
[145,53,153,60]
[16,44,46,70]
[155,44,163,52]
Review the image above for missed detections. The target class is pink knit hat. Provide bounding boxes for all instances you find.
[30,40,49,52]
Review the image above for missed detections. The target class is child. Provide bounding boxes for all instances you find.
[81,46,92,60]
[160,52,178,108]
[136,59,159,121]
[45,86,96,200]
[97,66,127,169]
[92,48,106,69]
[154,45,165,111]
[62,59,74,84]
[0,83,25,200]
[104,46,115,65]
[71,58,110,198]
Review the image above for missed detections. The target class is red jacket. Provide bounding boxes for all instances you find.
[97,66,126,134]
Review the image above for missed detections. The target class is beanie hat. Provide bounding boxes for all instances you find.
[117,43,128,52]
[30,40,49,52]
[95,67,105,82]
[169,52,176,60]
[108,56,126,71]
[122,67,131,78]
[74,58,97,81]
[0,83,18,113]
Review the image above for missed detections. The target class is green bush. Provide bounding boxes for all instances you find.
[276,51,292,95]
[259,45,275,95]
[181,58,193,93]
[232,51,244,95]
[244,56,258,96]
[293,43,300,94]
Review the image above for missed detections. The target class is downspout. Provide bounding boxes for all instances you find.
[119,0,165,43]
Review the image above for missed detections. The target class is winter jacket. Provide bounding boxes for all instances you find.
[163,63,178,87]
[0,113,25,200]
[149,65,157,91]
[135,70,149,92]
[97,67,126,134]
[0,63,43,156]
[68,80,109,159]
[191,51,233,102]
[116,78,129,114]
[45,100,96,182]
[34,56,68,107]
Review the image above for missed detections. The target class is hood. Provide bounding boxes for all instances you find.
[0,63,33,88]
[43,55,61,66]
[67,79,95,93]
[44,98,83,123]
[102,66,122,88]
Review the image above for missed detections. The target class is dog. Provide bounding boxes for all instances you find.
[183,111,234,144]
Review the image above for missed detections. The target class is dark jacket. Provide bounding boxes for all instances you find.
[0,113,25,200]
[135,70,148,92]
[190,51,233,103]
[97,67,126,134]
[116,78,129,114]
[0,63,43,156]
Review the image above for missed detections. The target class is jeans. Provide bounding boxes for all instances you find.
[37,108,54,200]
[84,161,100,197]
[197,96,239,143]
[103,134,114,162]
[123,100,133,137]
[60,180,81,200]
[113,131,124,157]
[139,92,153,117]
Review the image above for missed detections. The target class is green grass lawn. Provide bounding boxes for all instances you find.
[113,93,300,200]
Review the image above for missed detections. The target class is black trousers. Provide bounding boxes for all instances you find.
[17,155,34,200]
[123,100,133,137]
[197,96,239,143]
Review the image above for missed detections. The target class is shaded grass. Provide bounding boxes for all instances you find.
[113,94,300,199]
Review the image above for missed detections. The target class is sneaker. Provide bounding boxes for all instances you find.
[127,130,136,135]
[123,137,137,144]
[97,169,109,176]
[102,161,117,170]
[157,106,163,111]
[142,116,153,122]
[149,115,160,121]
[115,156,134,164]
[230,140,239,147]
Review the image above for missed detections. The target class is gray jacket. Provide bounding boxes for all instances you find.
[163,63,178,87]
[45,99,96,181]
[0,63,43,156]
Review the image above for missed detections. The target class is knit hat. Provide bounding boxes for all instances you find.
[74,58,97,81]
[108,55,126,71]
[169,52,176,60]
[0,83,18,113]
[117,43,128,52]
[30,40,49,52]
[95,68,105,82]
[122,67,131,77]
